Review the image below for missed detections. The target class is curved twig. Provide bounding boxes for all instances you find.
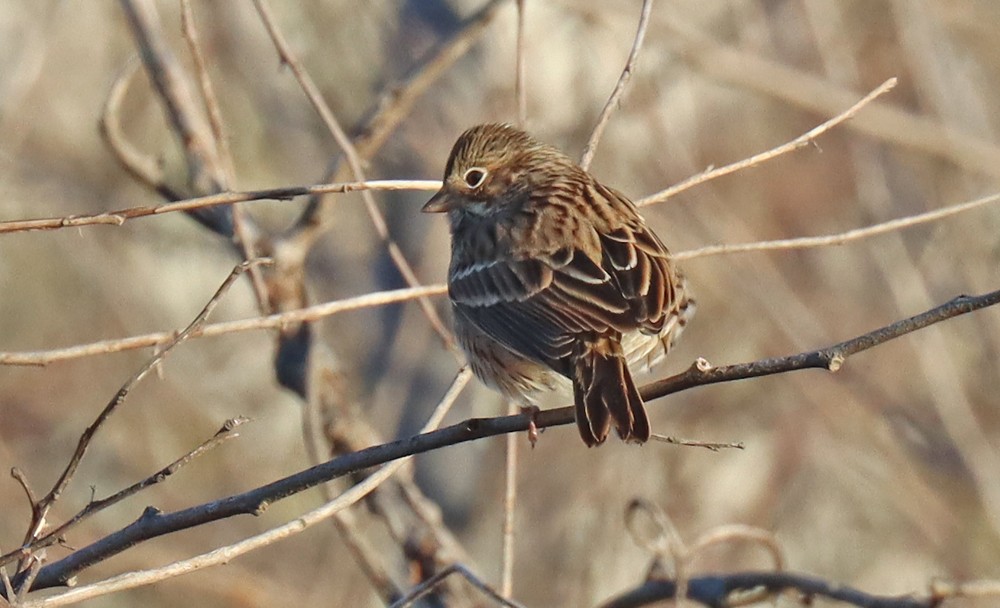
[598,571,933,608]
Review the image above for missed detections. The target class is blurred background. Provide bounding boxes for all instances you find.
[2,1,999,606]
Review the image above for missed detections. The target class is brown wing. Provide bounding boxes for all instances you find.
[592,182,679,334]
[448,181,677,376]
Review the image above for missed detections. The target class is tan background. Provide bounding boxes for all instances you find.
[1,1,999,606]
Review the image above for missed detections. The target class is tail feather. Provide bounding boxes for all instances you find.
[574,337,651,446]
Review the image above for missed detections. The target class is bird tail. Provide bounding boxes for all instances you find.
[573,336,650,446]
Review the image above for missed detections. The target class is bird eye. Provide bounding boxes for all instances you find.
[463,167,488,189]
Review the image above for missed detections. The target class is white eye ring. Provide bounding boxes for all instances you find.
[463,167,488,189]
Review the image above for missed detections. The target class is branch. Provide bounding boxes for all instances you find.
[660,13,1000,180]
[580,0,655,170]
[389,563,525,608]
[674,190,1000,261]
[1,418,248,570]
[0,180,440,235]
[12,259,267,578]
[13,289,997,594]
[598,571,933,608]
[0,284,447,366]
[15,368,472,602]
[251,0,453,346]
[637,77,897,206]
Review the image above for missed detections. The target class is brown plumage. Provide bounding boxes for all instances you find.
[423,123,694,446]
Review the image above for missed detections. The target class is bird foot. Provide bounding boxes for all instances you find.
[519,405,542,447]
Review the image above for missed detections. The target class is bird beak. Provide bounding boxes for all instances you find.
[422,189,453,213]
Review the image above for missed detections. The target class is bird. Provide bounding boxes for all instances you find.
[422,123,694,446]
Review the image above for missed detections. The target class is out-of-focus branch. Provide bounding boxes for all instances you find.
[580,0,655,170]
[638,77,897,206]
[99,59,182,201]
[292,0,507,233]
[389,563,526,608]
[119,0,223,196]
[598,571,933,608]
[661,13,1000,180]
[675,190,1000,261]
[351,0,508,161]
[514,0,527,127]
[251,0,453,346]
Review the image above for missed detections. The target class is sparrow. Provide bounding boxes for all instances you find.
[423,123,694,446]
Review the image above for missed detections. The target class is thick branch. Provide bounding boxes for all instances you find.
[14,289,998,592]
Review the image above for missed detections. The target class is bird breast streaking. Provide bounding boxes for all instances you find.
[423,123,695,446]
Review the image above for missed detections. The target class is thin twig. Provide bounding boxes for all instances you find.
[179,0,269,309]
[500,401,518,598]
[638,77,897,206]
[389,563,527,608]
[652,436,744,451]
[9,469,38,515]
[7,184,997,366]
[17,260,268,561]
[119,0,224,194]
[179,0,234,186]
[3,419,249,568]
[580,0,655,170]
[661,12,1000,181]
[514,0,527,127]
[292,0,506,236]
[98,58,181,201]
[251,0,453,346]
[0,284,446,366]
[17,369,472,604]
[674,190,1000,261]
[0,180,441,235]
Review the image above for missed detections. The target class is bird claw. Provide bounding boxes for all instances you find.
[519,405,541,447]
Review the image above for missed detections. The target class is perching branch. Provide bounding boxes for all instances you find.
[10,289,997,595]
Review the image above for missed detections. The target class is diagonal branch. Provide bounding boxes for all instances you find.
[251,0,453,346]
[638,77,897,206]
[13,260,267,576]
[580,0,655,170]
[10,289,997,594]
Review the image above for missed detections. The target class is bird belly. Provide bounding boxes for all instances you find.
[454,312,571,403]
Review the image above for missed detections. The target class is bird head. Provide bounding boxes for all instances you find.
[422,123,570,217]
